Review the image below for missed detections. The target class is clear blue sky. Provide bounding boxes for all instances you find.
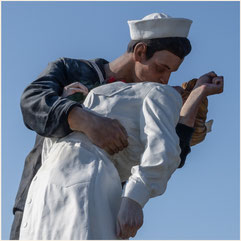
[2,1,240,240]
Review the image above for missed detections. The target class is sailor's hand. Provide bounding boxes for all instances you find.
[68,107,128,155]
[116,197,143,239]
[62,82,89,97]
[194,71,224,96]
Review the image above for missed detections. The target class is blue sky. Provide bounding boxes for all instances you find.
[2,1,240,240]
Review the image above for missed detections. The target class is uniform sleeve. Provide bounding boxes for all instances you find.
[176,123,194,168]
[122,86,182,208]
[20,58,92,138]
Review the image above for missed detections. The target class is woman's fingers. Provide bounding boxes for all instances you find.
[117,220,135,239]
[62,87,88,97]
[116,198,143,239]
[119,219,139,239]
[65,82,89,92]
[62,82,89,97]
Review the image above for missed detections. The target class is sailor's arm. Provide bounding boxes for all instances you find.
[21,58,128,153]
[177,72,224,167]
[68,107,128,154]
[179,71,224,127]
[20,58,91,138]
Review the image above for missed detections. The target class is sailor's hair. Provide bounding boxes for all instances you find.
[127,37,192,60]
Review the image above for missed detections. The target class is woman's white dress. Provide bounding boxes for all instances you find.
[19,82,182,240]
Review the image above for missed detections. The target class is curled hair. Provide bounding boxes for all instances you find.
[127,37,192,60]
[181,78,209,146]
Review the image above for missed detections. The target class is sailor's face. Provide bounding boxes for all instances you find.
[135,50,183,84]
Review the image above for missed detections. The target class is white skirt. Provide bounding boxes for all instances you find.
[19,132,122,240]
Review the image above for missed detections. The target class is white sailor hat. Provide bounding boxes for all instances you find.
[128,13,192,40]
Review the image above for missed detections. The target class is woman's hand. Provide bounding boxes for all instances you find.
[116,197,143,239]
[62,82,89,97]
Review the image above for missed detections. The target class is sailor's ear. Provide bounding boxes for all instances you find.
[133,42,147,63]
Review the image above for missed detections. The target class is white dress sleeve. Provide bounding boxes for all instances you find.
[122,85,182,208]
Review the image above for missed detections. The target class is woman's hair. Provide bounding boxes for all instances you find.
[181,78,209,146]
[127,37,192,60]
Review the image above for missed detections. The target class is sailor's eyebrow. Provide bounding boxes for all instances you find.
[162,63,179,72]
[162,64,171,70]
